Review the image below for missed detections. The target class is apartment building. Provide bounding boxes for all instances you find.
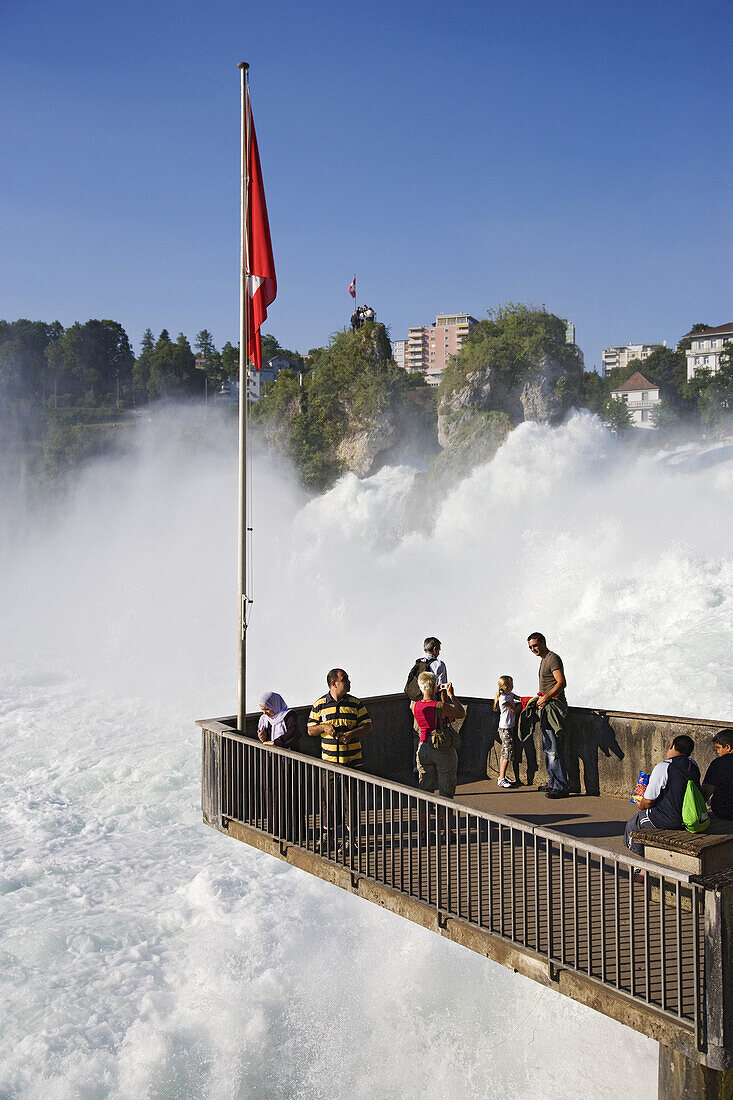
[685,323,733,381]
[602,342,664,377]
[399,313,479,385]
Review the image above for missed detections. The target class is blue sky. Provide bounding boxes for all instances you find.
[2,0,730,370]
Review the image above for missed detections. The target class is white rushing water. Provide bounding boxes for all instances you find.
[1,408,732,1098]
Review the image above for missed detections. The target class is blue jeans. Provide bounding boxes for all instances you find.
[541,726,568,791]
[624,809,654,856]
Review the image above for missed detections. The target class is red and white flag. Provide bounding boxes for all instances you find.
[246,93,277,370]
[348,275,356,299]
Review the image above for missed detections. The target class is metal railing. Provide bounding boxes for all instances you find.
[220,730,705,1039]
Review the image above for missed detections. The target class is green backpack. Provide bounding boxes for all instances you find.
[681,781,710,834]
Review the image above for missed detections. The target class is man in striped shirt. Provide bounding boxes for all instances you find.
[308,669,372,846]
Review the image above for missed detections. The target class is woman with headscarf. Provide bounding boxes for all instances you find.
[257,692,300,836]
[258,691,299,749]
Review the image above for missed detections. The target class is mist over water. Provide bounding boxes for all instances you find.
[1,406,731,1097]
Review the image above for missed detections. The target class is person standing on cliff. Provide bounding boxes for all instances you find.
[524,632,570,799]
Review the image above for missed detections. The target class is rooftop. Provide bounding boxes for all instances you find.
[611,370,658,393]
[684,323,733,338]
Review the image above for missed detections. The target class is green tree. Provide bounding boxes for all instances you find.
[640,347,686,396]
[440,303,584,403]
[253,321,406,490]
[696,343,733,431]
[45,319,134,403]
[577,369,612,415]
[601,395,633,433]
[649,400,681,431]
[194,329,224,388]
[0,319,63,400]
[146,330,201,398]
[676,322,709,356]
[133,327,156,402]
[221,341,239,378]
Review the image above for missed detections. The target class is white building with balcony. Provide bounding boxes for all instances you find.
[685,323,733,381]
[610,371,662,428]
[602,342,664,377]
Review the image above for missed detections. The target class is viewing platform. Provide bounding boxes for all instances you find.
[199,693,733,1099]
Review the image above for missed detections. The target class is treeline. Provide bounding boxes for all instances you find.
[3,309,730,490]
[0,318,280,483]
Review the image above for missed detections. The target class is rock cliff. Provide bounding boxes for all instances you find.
[253,307,584,499]
[438,351,579,454]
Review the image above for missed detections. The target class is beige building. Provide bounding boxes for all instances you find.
[399,313,478,385]
[685,323,733,381]
[602,342,664,377]
[610,371,662,428]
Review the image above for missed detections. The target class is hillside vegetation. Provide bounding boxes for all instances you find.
[2,306,730,495]
[252,321,435,490]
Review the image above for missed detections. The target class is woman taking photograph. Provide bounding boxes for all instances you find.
[411,672,465,799]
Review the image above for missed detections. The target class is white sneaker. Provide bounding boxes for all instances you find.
[497,778,513,788]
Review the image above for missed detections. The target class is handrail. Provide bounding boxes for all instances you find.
[197,700,733,729]
[211,726,705,1039]
[213,727,696,881]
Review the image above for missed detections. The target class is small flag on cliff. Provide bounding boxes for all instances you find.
[246,91,277,370]
[348,275,356,299]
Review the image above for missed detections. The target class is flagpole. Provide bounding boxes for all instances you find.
[237,61,250,732]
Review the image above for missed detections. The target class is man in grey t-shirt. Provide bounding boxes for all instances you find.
[528,631,569,798]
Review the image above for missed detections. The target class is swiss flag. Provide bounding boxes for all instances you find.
[246,93,276,370]
[348,275,356,299]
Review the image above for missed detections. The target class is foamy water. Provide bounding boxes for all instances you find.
[1,408,731,1097]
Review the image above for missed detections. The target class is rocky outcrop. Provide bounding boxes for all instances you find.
[253,309,583,499]
[438,352,575,453]
[336,417,396,477]
[400,348,582,531]
[337,388,439,477]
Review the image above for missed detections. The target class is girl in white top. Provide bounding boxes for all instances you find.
[494,675,522,788]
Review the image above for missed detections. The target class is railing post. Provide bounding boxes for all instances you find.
[702,883,733,1071]
[659,881,733,1098]
[201,726,222,828]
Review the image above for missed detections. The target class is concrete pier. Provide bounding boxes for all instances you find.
[659,1045,733,1100]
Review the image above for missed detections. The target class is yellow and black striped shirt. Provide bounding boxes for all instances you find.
[308,692,370,767]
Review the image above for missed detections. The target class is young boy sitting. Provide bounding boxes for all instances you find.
[624,735,700,856]
[702,730,733,820]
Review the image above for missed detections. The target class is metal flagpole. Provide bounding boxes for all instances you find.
[237,61,250,732]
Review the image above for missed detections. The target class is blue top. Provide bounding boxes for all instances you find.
[648,755,701,829]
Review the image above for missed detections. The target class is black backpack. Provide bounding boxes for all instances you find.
[404,657,433,701]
